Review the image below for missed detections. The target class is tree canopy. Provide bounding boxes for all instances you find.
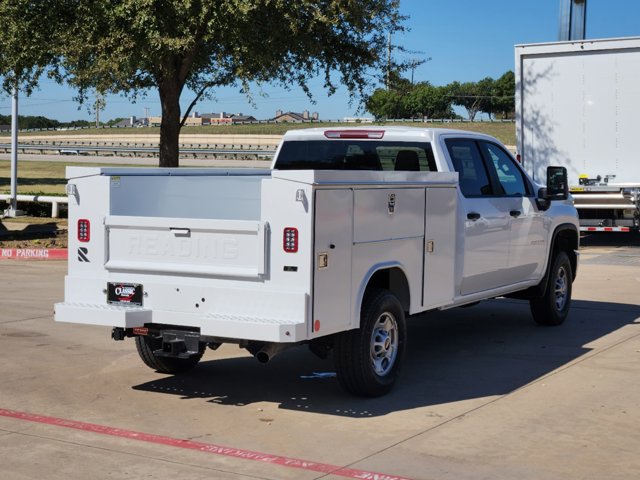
[365,71,515,121]
[0,0,404,167]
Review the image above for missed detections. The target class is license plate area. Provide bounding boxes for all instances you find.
[107,282,143,306]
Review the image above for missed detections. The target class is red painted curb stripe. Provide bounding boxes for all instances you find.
[0,408,410,480]
[0,248,67,260]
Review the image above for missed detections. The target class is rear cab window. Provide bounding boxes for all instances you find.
[274,140,438,172]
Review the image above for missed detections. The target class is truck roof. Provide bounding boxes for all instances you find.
[281,126,498,143]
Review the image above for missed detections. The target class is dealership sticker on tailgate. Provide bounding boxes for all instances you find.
[107,283,143,306]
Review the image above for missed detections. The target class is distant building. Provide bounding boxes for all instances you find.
[273,110,319,123]
[0,124,11,132]
[112,116,149,128]
[201,112,257,125]
[147,111,257,126]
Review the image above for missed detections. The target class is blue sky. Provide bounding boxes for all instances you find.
[2,0,640,122]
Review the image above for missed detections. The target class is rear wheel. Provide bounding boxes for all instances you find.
[135,335,205,374]
[530,251,573,326]
[334,289,406,397]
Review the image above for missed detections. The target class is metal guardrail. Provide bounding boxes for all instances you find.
[0,194,68,218]
[0,143,276,159]
[0,118,516,134]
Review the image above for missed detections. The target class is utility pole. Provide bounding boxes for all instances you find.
[386,32,391,90]
[559,0,587,41]
[95,92,105,128]
[409,57,430,85]
[4,83,23,217]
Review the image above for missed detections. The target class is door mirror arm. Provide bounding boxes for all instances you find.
[536,187,550,210]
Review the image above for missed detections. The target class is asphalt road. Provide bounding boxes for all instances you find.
[0,239,639,479]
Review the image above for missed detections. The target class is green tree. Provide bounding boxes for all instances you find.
[450,77,495,121]
[492,70,515,119]
[403,82,453,119]
[365,88,407,119]
[0,1,65,94]
[58,0,404,167]
[0,114,60,130]
[475,77,495,118]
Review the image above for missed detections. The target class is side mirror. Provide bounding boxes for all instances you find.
[546,166,568,200]
[536,167,568,210]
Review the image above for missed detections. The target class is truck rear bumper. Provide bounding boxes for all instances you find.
[54,302,151,328]
[54,299,308,343]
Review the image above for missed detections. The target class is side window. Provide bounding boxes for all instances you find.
[445,139,492,197]
[480,142,528,196]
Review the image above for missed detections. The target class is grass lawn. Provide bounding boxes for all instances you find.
[0,121,516,197]
[2,121,516,145]
[0,161,146,196]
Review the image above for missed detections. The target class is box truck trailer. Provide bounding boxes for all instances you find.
[515,37,640,232]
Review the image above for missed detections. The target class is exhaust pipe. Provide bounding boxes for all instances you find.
[255,343,293,364]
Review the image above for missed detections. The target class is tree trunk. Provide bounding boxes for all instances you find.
[158,80,182,168]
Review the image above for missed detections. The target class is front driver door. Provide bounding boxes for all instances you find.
[444,138,512,296]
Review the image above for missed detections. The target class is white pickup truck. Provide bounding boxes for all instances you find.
[55,127,580,397]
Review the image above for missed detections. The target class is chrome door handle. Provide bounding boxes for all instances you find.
[510,210,522,217]
[467,212,481,221]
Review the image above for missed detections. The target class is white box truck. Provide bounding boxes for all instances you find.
[55,127,579,396]
[515,37,640,233]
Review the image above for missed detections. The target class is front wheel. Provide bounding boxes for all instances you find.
[334,289,406,397]
[530,251,573,326]
[135,335,205,374]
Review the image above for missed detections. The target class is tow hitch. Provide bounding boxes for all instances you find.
[153,330,202,359]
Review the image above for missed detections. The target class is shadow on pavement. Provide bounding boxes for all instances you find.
[0,222,60,239]
[580,231,640,248]
[132,298,640,417]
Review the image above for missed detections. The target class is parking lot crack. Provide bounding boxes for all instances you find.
[0,314,53,325]
[1,428,273,480]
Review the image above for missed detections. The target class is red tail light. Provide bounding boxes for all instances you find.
[78,219,90,242]
[283,227,298,253]
[324,130,385,139]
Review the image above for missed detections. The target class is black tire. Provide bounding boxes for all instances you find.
[135,335,204,374]
[334,289,406,397]
[530,251,573,326]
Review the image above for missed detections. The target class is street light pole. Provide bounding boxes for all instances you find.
[4,84,23,217]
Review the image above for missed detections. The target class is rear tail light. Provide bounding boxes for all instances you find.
[78,219,90,242]
[283,227,298,253]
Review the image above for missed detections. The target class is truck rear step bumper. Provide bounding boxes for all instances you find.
[54,302,151,328]
[54,303,307,343]
[205,313,306,343]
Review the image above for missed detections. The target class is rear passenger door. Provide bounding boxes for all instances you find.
[444,139,511,295]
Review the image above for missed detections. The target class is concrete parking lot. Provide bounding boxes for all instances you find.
[1,237,639,479]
